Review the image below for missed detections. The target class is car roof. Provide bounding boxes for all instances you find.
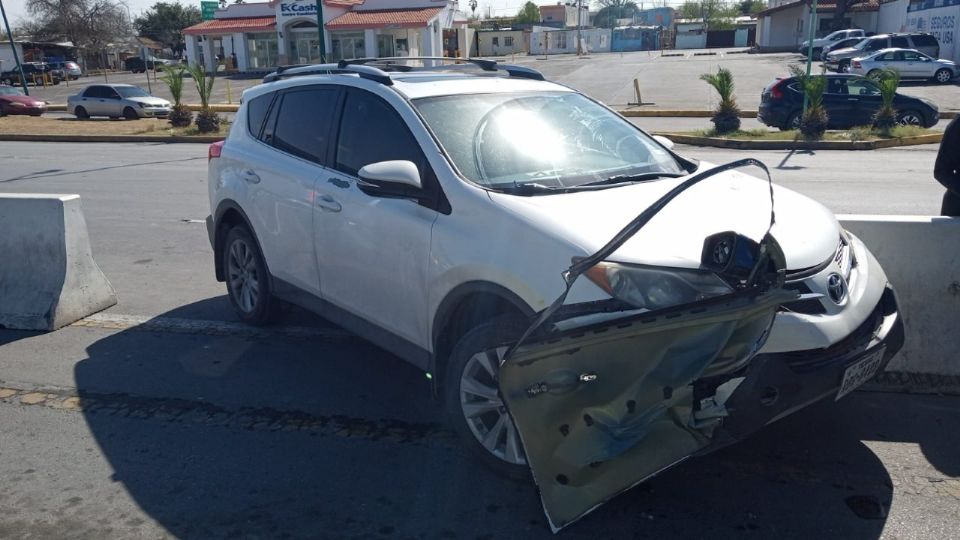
[245,70,573,101]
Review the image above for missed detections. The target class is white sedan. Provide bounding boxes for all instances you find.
[849,47,958,83]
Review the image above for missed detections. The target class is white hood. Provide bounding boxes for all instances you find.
[488,165,839,271]
[129,96,169,107]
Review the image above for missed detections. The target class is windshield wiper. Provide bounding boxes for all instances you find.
[575,172,687,189]
[495,182,566,195]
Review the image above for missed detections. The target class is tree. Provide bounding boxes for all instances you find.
[26,0,132,66]
[186,61,220,133]
[870,68,901,133]
[134,2,202,57]
[737,0,766,14]
[593,0,638,29]
[678,0,740,29]
[700,66,741,134]
[515,1,540,24]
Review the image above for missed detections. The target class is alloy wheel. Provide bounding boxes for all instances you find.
[227,237,260,314]
[459,346,526,466]
[936,69,952,83]
[898,112,922,126]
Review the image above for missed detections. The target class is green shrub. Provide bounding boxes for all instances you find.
[870,68,901,134]
[700,67,741,134]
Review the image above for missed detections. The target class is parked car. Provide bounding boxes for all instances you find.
[848,48,958,83]
[824,33,940,72]
[0,86,47,116]
[124,56,174,73]
[48,61,83,80]
[759,73,939,129]
[67,84,171,119]
[206,59,904,530]
[821,36,866,60]
[800,28,865,57]
[0,62,60,86]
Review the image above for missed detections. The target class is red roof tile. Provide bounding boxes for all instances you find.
[184,17,276,35]
[326,7,443,30]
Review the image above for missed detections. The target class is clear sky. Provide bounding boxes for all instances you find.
[1,0,684,32]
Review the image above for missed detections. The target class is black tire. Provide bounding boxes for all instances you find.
[222,225,279,325]
[123,107,139,120]
[897,110,924,126]
[784,111,801,131]
[444,318,531,480]
[74,106,89,119]
[839,60,851,73]
[934,68,953,84]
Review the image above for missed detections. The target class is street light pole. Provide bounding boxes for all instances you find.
[0,0,29,95]
[315,0,326,62]
[802,0,819,116]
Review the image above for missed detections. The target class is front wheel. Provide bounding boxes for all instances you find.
[222,225,279,325]
[444,319,530,480]
[897,110,924,126]
[866,69,881,79]
[74,106,89,119]
[934,69,953,84]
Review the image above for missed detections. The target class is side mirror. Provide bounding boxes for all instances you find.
[357,160,423,198]
[653,135,675,150]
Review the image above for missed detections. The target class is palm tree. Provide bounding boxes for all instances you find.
[699,67,741,134]
[870,68,901,133]
[160,65,192,127]
[185,62,220,133]
[799,74,828,140]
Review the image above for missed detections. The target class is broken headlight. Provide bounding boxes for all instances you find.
[585,262,733,311]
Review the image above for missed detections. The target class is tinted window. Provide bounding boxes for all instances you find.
[271,88,339,164]
[826,78,848,94]
[912,34,938,46]
[848,78,881,96]
[246,93,273,139]
[876,52,896,61]
[336,90,427,181]
[865,38,886,51]
[902,50,922,61]
[891,36,909,48]
[84,86,106,98]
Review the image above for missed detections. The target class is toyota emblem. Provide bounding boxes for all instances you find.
[827,273,846,304]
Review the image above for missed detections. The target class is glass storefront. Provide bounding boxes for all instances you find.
[330,31,365,62]
[247,32,278,69]
[289,21,322,64]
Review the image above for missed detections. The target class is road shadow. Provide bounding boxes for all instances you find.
[70,298,943,539]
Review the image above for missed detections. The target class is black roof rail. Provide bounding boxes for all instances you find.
[263,63,393,85]
[339,56,545,81]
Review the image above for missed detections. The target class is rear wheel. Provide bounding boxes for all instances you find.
[223,225,279,325]
[783,111,801,131]
[123,106,139,120]
[934,68,953,84]
[74,106,89,119]
[444,318,529,480]
[897,110,924,126]
[839,60,851,73]
[866,69,881,79]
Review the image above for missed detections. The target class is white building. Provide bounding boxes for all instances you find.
[183,0,467,72]
[538,2,591,28]
[755,0,880,52]
[476,29,527,56]
[529,28,611,55]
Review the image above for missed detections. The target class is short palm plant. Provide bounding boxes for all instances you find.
[699,67,741,134]
[799,74,828,140]
[186,62,220,133]
[870,68,901,133]
[161,65,192,127]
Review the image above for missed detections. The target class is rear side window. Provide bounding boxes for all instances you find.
[865,38,886,51]
[84,86,105,98]
[335,90,428,181]
[271,87,339,165]
[246,93,273,139]
[891,36,910,48]
[912,34,938,47]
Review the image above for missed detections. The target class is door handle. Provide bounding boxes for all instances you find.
[240,169,260,184]
[316,194,342,213]
[847,98,859,101]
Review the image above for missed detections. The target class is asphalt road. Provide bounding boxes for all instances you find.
[15,49,960,111]
[0,141,958,538]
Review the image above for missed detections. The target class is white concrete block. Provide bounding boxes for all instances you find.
[839,215,960,376]
[0,194,117,330]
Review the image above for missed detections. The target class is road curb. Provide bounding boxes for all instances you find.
[651,131,943,150]
[0,133,223,144]
[46,103,240,113]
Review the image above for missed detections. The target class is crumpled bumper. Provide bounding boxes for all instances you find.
[704,283,903,451]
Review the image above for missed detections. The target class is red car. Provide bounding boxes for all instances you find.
[0,86,47,116]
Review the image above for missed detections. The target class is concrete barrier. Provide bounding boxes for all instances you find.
[0,194,117,330]
[839,215,960,382]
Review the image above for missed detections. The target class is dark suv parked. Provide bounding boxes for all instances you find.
[758,73,939,129]
[824,33,940,72]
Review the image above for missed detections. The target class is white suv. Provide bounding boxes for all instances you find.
[206,59,903,530]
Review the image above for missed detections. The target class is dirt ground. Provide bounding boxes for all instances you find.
[0,115,229,136]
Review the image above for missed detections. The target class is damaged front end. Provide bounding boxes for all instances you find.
[496,159,800,532]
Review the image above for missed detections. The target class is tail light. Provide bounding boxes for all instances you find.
[768,79,786,101]
[208,140,224,161]
[852,60,861,69]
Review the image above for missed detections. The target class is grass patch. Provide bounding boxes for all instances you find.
[0,115,229,137]
[687,126,937,142]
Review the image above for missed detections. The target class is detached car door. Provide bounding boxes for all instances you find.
[499,287,794,532]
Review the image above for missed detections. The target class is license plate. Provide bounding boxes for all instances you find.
[836,347,886,401]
